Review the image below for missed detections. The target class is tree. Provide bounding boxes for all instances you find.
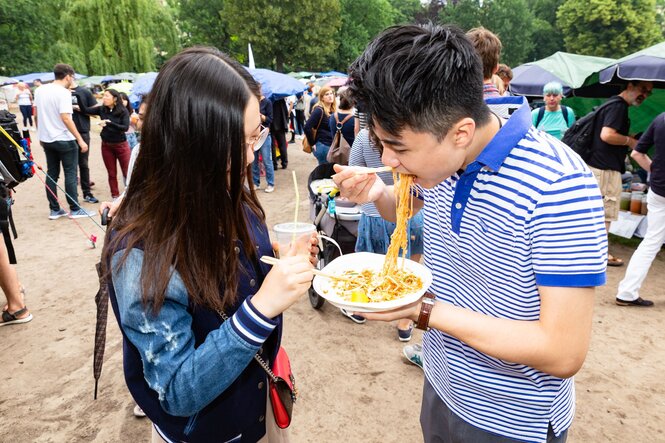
[177,0,239,55]
[222,0,341,72]
[53,0,179,75]
[557,0,662,58]
[439,0,535,67]
[527,0,565,61]
[389,0,424,24]
[0,0,63,75]
[331,0,397,71]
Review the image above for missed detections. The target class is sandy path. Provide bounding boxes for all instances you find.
[1,127,664,443]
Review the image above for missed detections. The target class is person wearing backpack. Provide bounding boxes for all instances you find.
[532,82,575,140]
[585,80,653,269]
[327,88,355,165]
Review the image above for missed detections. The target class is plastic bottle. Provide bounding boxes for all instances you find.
[620,192,631,211]
[641,194,648,215]
[630,191,644,214]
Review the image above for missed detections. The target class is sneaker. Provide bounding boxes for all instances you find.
[68,208,95,219]
[133,404,146,418]
[254,183,262,191]
[84,194,99,203]
[340,308,366,324]
[403,344,423,370]
[398,324,414,342]
[264,185,275,193]
[48,209,68,220]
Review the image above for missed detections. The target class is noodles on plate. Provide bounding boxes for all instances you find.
[327,173,421,303]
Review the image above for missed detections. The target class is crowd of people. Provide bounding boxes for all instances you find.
[0,19,663,443]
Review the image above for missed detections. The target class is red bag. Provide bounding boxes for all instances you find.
[267,347,297,429]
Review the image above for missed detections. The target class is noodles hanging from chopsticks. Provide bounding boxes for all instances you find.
[381,172,415,277]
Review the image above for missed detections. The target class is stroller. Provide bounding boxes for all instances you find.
[307,163,360,309]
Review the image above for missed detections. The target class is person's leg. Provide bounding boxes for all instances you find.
[296,110,305,136]
[78,132,92,197]
[101,141,120,198]
[42,142,62,212]
[0,238,31,324]
[275,130,288,167]
[252,152,262,187]
[616,190,665,303]
[590,167,623,266]
[59,140,81,211]
[116,141,131,185]
[20,105,31,128]
[270,131,279,170]
[313,142,330,165]
[261,135,274,187]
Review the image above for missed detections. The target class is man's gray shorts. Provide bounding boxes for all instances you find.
[420,378,568,443]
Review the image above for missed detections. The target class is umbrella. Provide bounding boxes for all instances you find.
[130,72,159,101]
[93,262,109,399]
[247,68,307,100]
[570,41,665,133]
[101,72,138,83]
[287,71,318,79]
[598,42,665,87]
[107,81,133,95]
[0,76,17,86]
[80,75,107,86]
[326,77,348,88]
[319,70,347,77]
[510,52,615,97]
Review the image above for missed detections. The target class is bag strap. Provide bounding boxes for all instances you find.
[314,107,324,131]
[535,106,546,128]
[561,106,569,126]
[216,309,279,383]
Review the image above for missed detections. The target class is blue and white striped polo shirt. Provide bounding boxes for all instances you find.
[420,103,607,443]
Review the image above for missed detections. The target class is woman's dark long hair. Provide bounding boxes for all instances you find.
[102,46,264,314]
[104,88,128,117]
[118,92,134,115]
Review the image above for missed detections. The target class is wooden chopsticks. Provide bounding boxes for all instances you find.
[259,256,353,282]
[354,166,393,174]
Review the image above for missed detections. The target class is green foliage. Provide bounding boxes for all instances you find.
[389,0,424,24]
[332,0,397,71]
[222,0,342,72]
[56,0,179,75]
[439,0,536,67]
[177,0,239,56]
[527,0,565,61]
[557,0,662,58]
[0,0,63,75]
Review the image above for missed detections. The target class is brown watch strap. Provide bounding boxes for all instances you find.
[416,292,436,331]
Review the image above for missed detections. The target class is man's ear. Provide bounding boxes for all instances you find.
[451,118,476,148]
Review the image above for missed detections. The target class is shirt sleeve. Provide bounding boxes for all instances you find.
[112,248,277,416]
[529,170,608,287]
[531,109,539,127]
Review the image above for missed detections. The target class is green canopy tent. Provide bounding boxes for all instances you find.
[510,52,616,97]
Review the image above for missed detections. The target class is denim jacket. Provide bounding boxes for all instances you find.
[108,211,281,442]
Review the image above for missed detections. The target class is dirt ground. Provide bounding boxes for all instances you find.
[1,126,664,443]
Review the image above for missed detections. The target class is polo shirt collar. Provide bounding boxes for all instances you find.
[473,100,532,172]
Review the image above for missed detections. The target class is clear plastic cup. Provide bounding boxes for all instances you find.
[273,222,317,256]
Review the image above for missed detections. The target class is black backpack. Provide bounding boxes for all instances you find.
[561,97,624,162]
[0,110,33,188]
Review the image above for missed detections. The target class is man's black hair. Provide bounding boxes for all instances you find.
[348,23,490,140]
[53,63,75,80]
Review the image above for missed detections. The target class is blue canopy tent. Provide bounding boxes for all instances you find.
[246,68,307,100]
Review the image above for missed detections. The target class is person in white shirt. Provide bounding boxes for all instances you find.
[33,64,92,220]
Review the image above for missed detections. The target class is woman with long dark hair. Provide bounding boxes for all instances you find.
[102,46,316,443]
[87,88,130,198]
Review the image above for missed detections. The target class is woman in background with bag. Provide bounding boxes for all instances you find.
[103,46,317,443]
[326,88,355,165]
[304,86,336,164]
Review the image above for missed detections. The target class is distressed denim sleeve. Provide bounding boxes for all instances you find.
[112,249,277,416]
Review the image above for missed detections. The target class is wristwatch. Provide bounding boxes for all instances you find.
[415,292,436,331]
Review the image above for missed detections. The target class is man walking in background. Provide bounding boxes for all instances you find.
[586,80,654,269]
[71,80,99,203]
[34,64,93,219]
[615,112,665,308]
